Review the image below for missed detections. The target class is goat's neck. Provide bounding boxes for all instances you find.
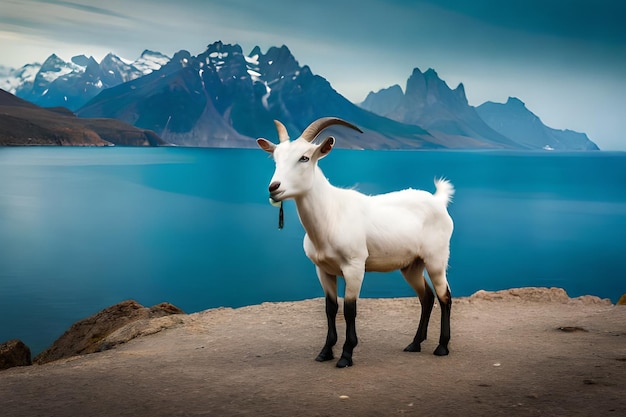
[293,166,338,244]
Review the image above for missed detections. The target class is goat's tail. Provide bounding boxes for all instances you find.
[434,178,455,207]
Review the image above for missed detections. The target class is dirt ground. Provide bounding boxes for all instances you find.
[1,288,625,417]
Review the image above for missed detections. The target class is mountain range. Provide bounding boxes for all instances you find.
[475,97,599,150]
[0,41,599,150]
[360,71,598,151]
[1,50,169,111]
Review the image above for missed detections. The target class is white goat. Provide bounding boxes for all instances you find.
[257,117,454,368]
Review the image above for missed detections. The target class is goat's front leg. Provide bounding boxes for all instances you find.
[315,269,338,362]
[337,264,364,368]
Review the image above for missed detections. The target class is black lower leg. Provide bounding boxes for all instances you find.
[337,299,358,368]
[404,284,435,352]
[316,294,338,362]
[433,288,452,356]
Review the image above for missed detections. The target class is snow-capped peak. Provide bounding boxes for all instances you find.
[2,50,170,110]
[132,50,171,74]
[0,63,42,94]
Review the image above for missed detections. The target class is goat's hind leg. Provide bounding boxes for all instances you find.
[428,267,452,356]
[315,269,338,362]
[433,287,452,356]
[401,260,435,352]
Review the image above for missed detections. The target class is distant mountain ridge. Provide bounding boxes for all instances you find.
[0,89,166,146]
[359,68,598,151]
[476,97,599,151]
[1,50,169,111]
[0,42,600,150]
[360,68,521,149]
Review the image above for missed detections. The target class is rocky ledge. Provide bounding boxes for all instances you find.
[0,287,622,371]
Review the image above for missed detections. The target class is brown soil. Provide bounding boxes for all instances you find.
[1,288,625,417]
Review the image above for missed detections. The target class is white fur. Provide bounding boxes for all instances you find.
[257,134,454,303]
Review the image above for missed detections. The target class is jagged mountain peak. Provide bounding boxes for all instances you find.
[256,45,300,81]
[249,45,262,58]
[361,67,521,148]
[41,53,62,65]
[206,40,242,54]
[100,53,141,85]
[359,84,404,117]
[9,50,169,111]
[0,63,41,93]
[140,49,162,57]
[406,67,450,98]
[39,54,72,74]
[404,66,469,112]
[505,96,526,107]
[202,41,247,68]
[454,82,467,100]
[422,67,439,78]
[476,98,599,150]
[101,53,124,63]
[132,50,171,74]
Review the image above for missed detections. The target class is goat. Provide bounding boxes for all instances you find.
[257,117,454,368]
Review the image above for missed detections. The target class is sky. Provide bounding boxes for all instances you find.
[1,0,625,150]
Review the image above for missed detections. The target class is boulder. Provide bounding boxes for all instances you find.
[0,339,32,370]
[470,287,612,305]
[34,300,185,365]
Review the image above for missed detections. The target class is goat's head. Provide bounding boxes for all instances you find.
[257,117,362,202]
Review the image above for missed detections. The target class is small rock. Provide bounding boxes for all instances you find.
[557,326,588,333]
[618,294,626,305]
[149,302,185,317]
[339,395,350,400]
[0,339,32,371]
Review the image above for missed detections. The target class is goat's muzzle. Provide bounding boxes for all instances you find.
[269,181,281,193]
[269,181,283,205]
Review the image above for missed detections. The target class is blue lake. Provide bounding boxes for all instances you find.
[1,147,625,355]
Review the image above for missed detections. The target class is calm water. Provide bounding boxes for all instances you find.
[1,147,625,355]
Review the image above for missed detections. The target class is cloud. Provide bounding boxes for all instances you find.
[33,0,131,20]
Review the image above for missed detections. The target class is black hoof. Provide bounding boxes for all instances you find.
[315,350,334,362]
[433,345,449,356]
[403,342,422,352]
[336,355,353,368]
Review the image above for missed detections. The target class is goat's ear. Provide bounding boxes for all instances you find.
[257,138,276,154]
[315,136,335,159]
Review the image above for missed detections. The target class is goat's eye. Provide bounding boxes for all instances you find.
[299,155,310,163]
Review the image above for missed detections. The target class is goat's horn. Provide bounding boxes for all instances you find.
[300,117,363,142]
[274,120,290,143]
